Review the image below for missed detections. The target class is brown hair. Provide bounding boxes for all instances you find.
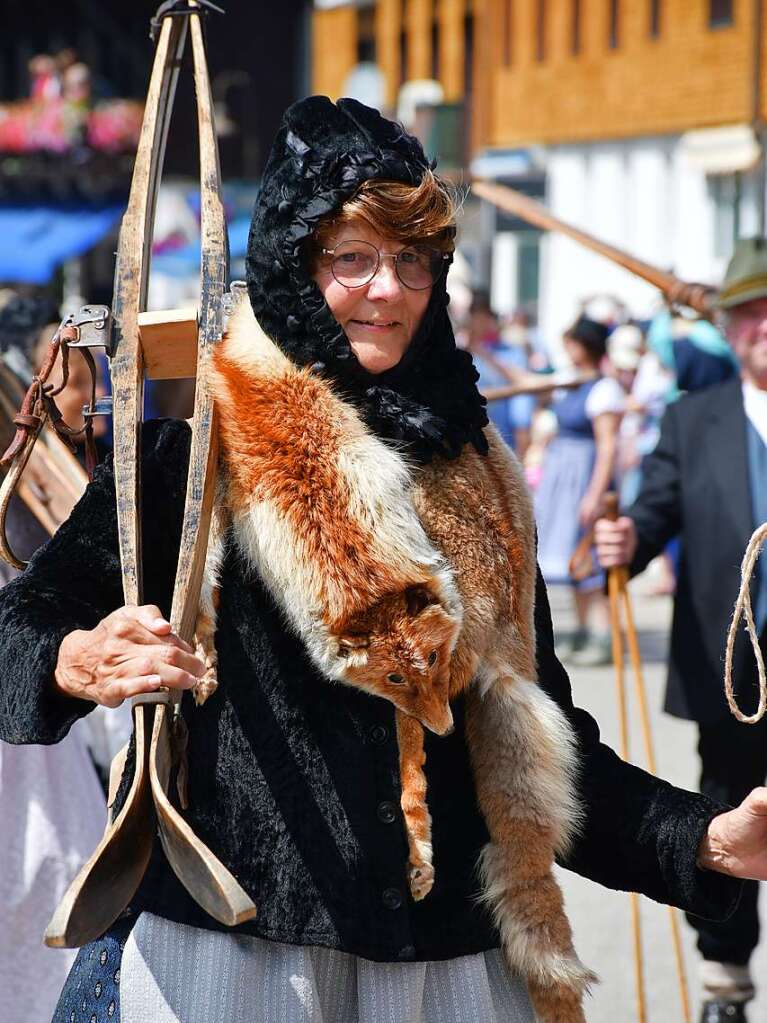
[309,170,457,263]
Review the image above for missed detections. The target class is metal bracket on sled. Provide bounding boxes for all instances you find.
[64,305,114,356]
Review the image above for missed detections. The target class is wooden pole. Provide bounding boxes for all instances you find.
[605,494,648,1023]
[604,493,691,1023]
[620,556,692,1023]
[472,180,719,318]
[481,373,590,403]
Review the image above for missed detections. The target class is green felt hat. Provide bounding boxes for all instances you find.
[718,237,767,309]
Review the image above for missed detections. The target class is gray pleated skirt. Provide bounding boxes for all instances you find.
[120,912,535,1022]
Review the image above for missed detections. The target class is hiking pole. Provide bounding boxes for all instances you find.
[604,493,691,1023]
[604,494,647,1023]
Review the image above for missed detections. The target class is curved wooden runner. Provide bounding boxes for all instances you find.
[45,4,255,949]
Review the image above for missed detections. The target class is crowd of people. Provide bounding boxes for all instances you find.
[456,240,767,1022]
[1,96,767,1023]
[458,290,713,666]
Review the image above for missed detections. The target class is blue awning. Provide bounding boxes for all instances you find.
[0,204,124,285]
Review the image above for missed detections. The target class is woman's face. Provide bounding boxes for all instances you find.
[312,220,432,374]
[564,336,595,369]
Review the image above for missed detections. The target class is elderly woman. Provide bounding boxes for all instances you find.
[0,98,765,1023]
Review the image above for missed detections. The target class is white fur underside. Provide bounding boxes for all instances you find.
[474,679,596,994]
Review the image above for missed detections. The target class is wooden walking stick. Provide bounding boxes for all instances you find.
[481,373,590,403]
[604,493,648,1023]
[42,0,256,949]
[472,180,719,318]
[604,493,691,1023]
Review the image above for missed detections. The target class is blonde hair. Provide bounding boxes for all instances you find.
[310,170,457,260]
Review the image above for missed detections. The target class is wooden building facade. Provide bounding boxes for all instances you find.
[312,0,765,161]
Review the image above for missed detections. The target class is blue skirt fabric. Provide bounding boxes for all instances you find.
[534,434,603,590]
[52,914,136,1023]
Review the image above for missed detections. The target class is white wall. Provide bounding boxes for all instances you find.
[538,135,728,362]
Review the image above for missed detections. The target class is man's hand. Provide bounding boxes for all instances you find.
[54,605,205,708]
[698,788,767,881]
[594,515,638,569]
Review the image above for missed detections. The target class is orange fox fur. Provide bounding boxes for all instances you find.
[195,297,595,1022]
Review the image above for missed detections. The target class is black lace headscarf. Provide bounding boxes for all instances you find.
[246,95,488,464]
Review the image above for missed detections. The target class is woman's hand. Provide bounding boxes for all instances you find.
[54,605,205,709]
[698,788,767,881]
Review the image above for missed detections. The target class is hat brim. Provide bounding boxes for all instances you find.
[716,280,767,310]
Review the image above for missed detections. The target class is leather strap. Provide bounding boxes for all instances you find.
[0,322,101,570]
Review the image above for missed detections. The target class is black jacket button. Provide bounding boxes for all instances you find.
[382,887,403,910]
[369,724,388,744]
[377,801,397,824]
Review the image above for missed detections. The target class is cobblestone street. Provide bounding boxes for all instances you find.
[550,578,767,1022]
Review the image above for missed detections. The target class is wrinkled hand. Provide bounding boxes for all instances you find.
[594,515,638,568]
[54,604,205,708]
[698,788,767,881]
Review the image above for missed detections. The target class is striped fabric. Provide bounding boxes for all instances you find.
[121,913,534,1023]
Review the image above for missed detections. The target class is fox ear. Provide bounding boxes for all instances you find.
[338,633,370,658]
[405,584,438,617]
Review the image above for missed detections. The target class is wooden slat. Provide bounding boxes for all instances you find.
[111,15,188,607]
[138,307,198,379]
[170,8,225,646]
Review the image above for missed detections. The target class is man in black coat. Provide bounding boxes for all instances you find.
[596,238,767,1023]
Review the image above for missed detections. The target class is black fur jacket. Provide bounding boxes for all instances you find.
[0,419,740,962]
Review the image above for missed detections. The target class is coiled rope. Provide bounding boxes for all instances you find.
[724,521,767,723]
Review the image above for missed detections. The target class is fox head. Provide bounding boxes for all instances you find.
[335,584,459,735]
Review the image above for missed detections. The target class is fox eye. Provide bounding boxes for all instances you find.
[427,650,437,667]
[387,673,405,684]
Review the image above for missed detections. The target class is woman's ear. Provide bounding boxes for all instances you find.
[405,584,438,617]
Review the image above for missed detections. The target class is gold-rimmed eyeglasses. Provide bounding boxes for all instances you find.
[321,239,451,291]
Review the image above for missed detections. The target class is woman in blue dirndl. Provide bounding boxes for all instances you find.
[534,316,625,665]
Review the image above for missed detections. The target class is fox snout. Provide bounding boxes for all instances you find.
[423,702,454,737]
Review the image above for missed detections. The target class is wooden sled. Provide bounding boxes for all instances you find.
[42,1,256,948]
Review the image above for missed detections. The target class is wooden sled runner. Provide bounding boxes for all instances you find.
[10,0,258,948]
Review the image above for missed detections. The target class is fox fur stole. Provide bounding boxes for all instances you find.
[196,298,596,1022]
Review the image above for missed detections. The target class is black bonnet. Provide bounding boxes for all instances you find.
[246,95,488,463]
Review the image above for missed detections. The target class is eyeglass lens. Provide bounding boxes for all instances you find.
[330,240,443,290]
